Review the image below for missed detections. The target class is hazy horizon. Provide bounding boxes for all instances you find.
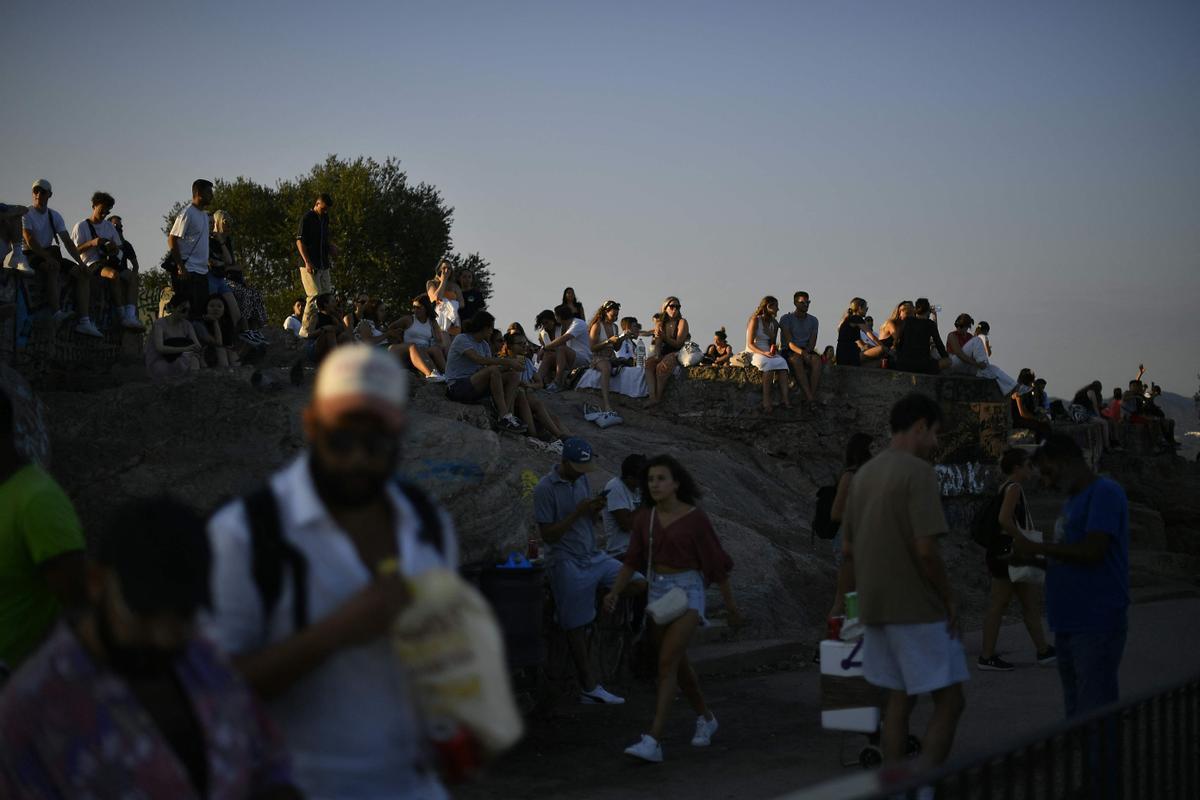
[3,1,1198,397]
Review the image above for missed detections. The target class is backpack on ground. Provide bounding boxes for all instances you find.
[242,478,446,638]
[811,484,839,542]
[969,482,1010,548]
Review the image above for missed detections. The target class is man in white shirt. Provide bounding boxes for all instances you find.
[168,179,213,323]
[602,454,645,557]
[70,192,143,333]
[207,345,456,800]
[21,179,87,330]
[539,303,597,393]
[283,297,304,336]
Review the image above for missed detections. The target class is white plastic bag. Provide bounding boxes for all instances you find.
[391,569,524,755]
[1008,531,1046,584]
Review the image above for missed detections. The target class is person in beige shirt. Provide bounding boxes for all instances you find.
[840,392,967,776]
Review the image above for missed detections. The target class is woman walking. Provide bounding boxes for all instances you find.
[978,448,1055,671]
[605,455,742,763]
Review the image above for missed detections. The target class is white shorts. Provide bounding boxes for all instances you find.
[863,622,969,696]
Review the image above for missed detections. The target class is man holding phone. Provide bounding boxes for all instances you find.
[533,438,645,704]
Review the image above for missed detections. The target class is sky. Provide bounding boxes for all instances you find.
[4,0,1199,398]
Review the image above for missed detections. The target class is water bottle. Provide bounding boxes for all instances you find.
[636,339,646,369]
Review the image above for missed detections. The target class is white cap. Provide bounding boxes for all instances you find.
[31,178,52,193]
[312,345,408,429]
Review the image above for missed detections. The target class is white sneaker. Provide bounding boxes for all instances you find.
[595,410,624,429]
[582,403,603,422]
[623,734,663,763]
[580,684,625,705]
[548,439,564,455]
[426,371,446,383]
[691,714,718,746]
[15,261,35,275]
[74,319,103,338]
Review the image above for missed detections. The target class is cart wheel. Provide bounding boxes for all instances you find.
[906,735,922,757]
[859,746,883,770]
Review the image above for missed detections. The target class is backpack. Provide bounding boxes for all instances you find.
[811,484,839,542]
[243,478,446,638]
[969,482,1011,548]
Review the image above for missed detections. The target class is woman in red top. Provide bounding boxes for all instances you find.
[605,455,742,763]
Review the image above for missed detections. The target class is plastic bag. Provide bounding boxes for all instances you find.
[1008,531,1047,584]
[391,569,524,755]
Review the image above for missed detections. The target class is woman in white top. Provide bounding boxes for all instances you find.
[645,296,690,408]
[583,300,627,424]
[578,315,649,401]
[537,302,598,394]
[746,296,791,413]
[389,294,447,382]
[426,258,462,336]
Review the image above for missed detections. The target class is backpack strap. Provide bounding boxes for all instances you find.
[244,485,309,639]
[396,480,445,557]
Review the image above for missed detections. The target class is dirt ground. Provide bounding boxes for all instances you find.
[457,595,1200,800]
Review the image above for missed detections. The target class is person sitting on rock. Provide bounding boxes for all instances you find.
[145,294,202,380]
[946,313,981,375]
[283,297,304,337]
[835,298,882,367]
[300,293,348,366]
[1143,383,1180,450]
[701,328,733,366]
[581,300,626,427]
[1013,369,1052,442]
[388,294,447,382]
[602,453,646,557]
[1032,377,1051,414]
[561,286,586,320]
[1072,379,1119,451]
[579,317,649,405]
[353,298,390,348]
[893,297,949,375]
[501,330,569,447]
[538,303,595,394]
[645,297,690,407]
[196,294,238,369]
[780,290,822,403]
[746,296,791,414]
[444,310,528,434]
[858,316,876,352]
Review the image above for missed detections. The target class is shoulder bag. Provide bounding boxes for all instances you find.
[85,220,121,280]
[1007,485,1046,584]
[160,209,203,274]
[643,508,689,625]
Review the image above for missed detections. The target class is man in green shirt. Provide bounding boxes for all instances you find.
[0,389,86,673]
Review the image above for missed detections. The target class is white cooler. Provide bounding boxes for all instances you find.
[819,638,883,733]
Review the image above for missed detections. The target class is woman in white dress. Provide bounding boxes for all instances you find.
[746,296,791,413]
[389,294,448,382]
[426,258,462,336]
[578,309,650,410]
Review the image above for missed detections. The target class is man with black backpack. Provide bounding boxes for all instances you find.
[207,344,457,799]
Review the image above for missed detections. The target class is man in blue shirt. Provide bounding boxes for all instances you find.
[1014,434,1129,718]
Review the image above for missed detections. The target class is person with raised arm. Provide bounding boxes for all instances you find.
[645,296,690,407]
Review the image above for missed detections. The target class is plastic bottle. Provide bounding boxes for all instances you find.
[636,339,646,369]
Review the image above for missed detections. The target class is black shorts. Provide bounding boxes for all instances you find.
[447,379,486,403]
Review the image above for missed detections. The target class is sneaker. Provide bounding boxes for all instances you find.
[580,684,625,705]
[51,309,73,326]
[582,403,603,422]
[977,655,1015,672]
[1036,647,1057,666]
[691,714,718,747]
[595,410,624,429]
[545,382,560,393]
[15,260,35,275]
[426,371,446,383]
[623,734,663,763]
[499,415,528,434]
[548,439,564,455]
[74,319,103,338]
[121,316,145,331]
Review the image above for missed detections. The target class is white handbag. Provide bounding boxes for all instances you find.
[678,341,704,367]
[1007,491,1046,584]
[643,508,689,625]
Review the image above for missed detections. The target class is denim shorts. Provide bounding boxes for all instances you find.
[207,272,230,294]
[649,570,707,625]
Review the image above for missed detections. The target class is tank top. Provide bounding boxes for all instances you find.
[404,317,435,347]
[751,318,776,352]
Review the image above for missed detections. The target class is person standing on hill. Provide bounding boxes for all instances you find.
[296,193,337,337]
[1015,434,1129,718]
[840,392,967,775]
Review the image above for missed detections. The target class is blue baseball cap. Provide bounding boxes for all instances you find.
[561,437,597,472]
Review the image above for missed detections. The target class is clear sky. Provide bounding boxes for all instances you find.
[4,1,1198,397]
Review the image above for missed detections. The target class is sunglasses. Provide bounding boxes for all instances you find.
[667,304,680,309]
[322,429,398,459]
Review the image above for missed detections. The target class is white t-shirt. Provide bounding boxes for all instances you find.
[602,476,640,555]
[70,218,123,268]
[564,317,592,363]
[21,207,66,249]
[169,204,210,274]
[283,314,302,335]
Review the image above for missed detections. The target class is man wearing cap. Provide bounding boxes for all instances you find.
[208,344,458,799]
[0,496,299,799]
[534,438,644,704]
[21,179,90,332]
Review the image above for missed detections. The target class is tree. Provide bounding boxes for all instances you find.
[149,156,491,326]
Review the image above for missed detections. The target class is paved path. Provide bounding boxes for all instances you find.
[459,596,1200,800]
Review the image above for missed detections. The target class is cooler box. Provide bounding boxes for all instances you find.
[819,638,884,733]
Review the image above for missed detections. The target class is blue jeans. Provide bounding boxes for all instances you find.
[1056,621,1128,718]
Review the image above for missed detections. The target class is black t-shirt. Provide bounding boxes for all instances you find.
[895,317,947,368]
[296,210,330,270]
[836,315,864,366]
[118,236,137,269]
[460,288,485,323]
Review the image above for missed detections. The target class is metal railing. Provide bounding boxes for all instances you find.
[783,672,1200,800]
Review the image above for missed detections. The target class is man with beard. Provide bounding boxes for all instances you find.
[0,496,298,799]
[207,344,457,800]
[839,392,966,776]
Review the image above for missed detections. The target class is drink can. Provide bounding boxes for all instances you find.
[526,535,539,560]
[826,615,845,640]
[845,591,859,619]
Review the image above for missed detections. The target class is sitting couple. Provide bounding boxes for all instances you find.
[575,302,653,428]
